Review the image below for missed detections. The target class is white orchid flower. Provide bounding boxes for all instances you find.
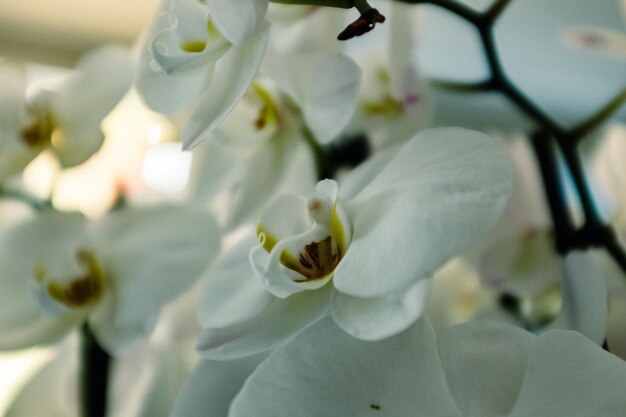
[0,46,132,180]
[196,128,513,359]
[136,0,271,150]
[0,204,219,357]
[228,316,626,417]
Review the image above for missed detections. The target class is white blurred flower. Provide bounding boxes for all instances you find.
[196,128,513,359]
[0,204,219,357]
[228,316,626,417]
[0,46,133,181]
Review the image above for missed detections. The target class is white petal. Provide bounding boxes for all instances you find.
[88,292,159,357]
[5,349,76,417]
[335,128,513,297]
[330,278,432,341]
[93,204,219,332]
[437,320,535,417]
[208,0,269,45]
[182,22,271,149]
[229,316,463,417]
[224,124,299,229]
[256,193,310,249]
[170,354,266,417]
[276,52,361,143]
[509,330,626,417]
[136,25,210,114]
[0,212,88,349]
[49,45,133,166]
[198,234,272,329]
[197,285,330,360]
[549,251,607,345]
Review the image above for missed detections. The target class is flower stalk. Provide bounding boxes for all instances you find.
[80,323,111,417]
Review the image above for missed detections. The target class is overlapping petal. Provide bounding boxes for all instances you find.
[196,285,330,360]
[49,45,133,167]
[229,317,463,417]
[549,251,607,345]
[208,0,269,45]
[334,128,513,298]
[182,22,271,149]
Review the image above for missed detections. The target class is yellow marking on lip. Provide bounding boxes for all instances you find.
[46,250,105,309]
[257,226,278,253]
[181,40,207,53]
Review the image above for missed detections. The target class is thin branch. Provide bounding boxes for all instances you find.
[430,79,493,93]
[570,86,626,141]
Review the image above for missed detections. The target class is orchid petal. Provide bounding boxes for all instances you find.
[277,52,361,143]
[197,285,330,360]
[229,316,462,417]
[437,320,535,417]
[0,212,88,349]
[170,354,266,417]
[549,251,607,345]
[88,292,159,357]
[256,193,311,250]
[182,21,271,149]
[49,45,133,167]
[208,0,269,45]
[335,128,513,297]
[93,205,219,335]
[330,278,432,341]
[509,330,626,417]
[198,234,272,329]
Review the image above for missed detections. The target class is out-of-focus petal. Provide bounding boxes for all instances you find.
[208,0,269,45]
[49,45,133,167]
[0,212,88,350]
[549,251,607,345]
[509,330,626,417]
[93,204,219,338]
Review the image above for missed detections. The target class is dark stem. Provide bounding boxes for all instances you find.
[80,323,111,417]
[529,130,576,253]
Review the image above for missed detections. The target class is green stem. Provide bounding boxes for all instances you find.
[302,125,333,181]
[80,323,111,417]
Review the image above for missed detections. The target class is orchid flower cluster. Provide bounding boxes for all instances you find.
[0,0,626,416]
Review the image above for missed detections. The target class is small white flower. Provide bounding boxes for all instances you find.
[136,0,271,149]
